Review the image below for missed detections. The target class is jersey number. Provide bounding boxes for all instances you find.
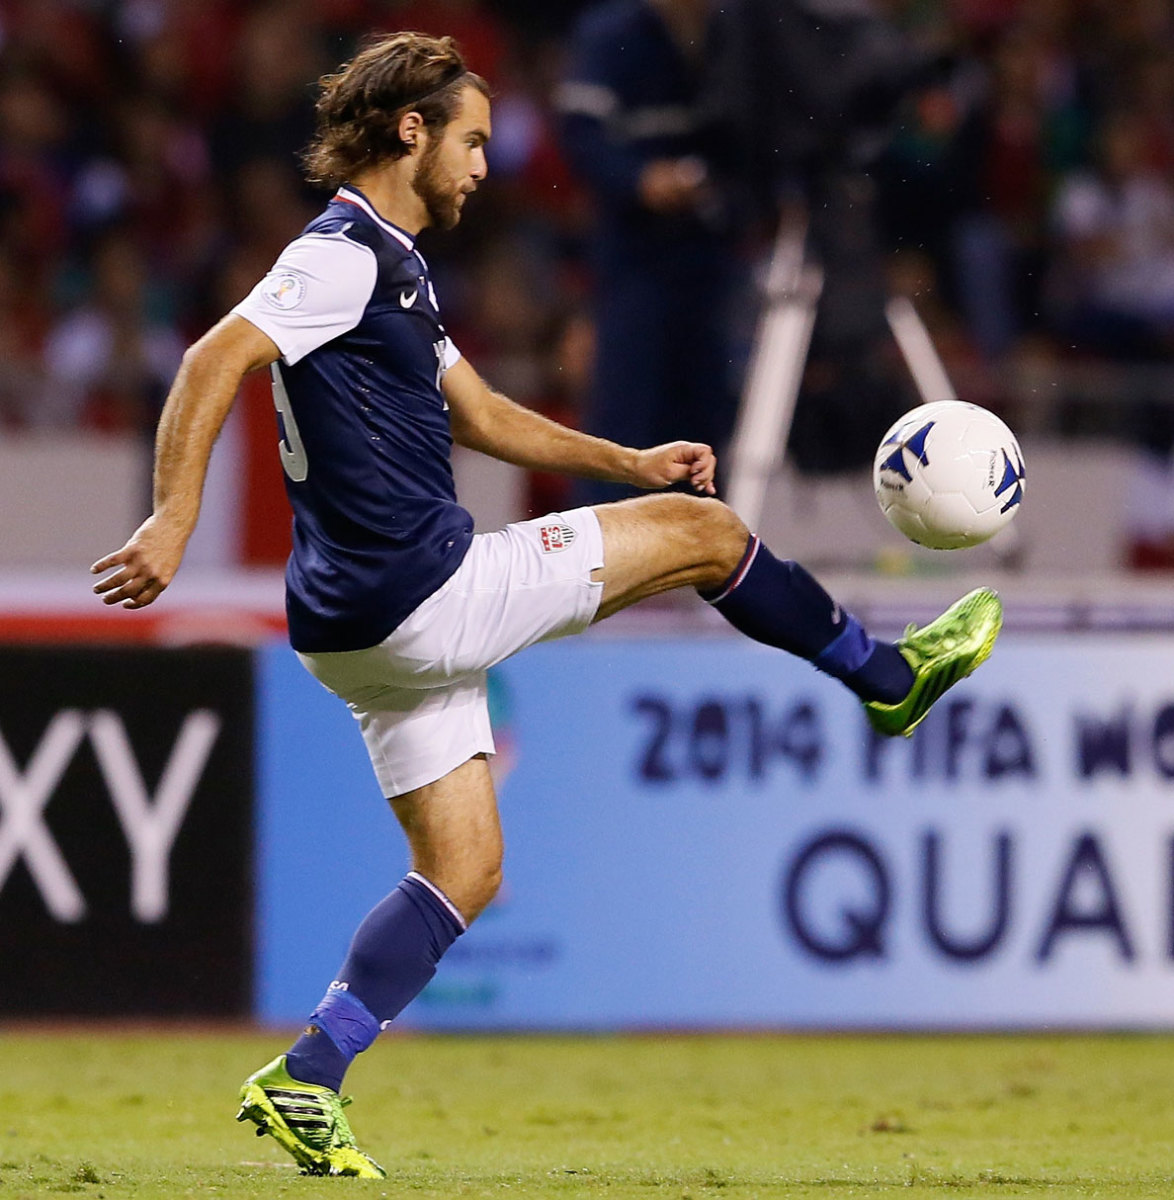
[271,364,308,482]
[433,339,446,393]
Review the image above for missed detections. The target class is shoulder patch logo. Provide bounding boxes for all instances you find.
[539,523,576,554]
[400,288,418,308]
[262,271,307,310]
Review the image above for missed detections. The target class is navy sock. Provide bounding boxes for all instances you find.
[701,535,913,704]
[285,872,466,1091]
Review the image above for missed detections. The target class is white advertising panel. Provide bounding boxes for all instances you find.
[260,635,1174,1029]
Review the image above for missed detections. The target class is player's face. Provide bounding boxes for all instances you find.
[413,86,491,230]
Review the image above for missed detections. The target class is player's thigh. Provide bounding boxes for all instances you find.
[390,754,503,921]
[591,493,748,618]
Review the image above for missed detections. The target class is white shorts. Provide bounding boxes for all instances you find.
[298,507,604,797]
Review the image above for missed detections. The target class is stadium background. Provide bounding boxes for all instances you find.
[3,0,1174,1031]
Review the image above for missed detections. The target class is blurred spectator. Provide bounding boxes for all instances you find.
[115,0,243,118]
[480,36,591,250]
[382,0,508,80]
[69,95,214,283]
[0,67,71,270]
[40,230,183,432]
[527,308,595,514]
[1129,46,1174,174]
[1049,108,1174,463]
[210,0,324,180]
[0,242,47,427]
[945,20,1086,362]
[228,155,318,263]
[556,0,744,504]
[1050,110,1174,358]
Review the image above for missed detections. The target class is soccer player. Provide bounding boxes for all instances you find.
[91,32,1003,1179]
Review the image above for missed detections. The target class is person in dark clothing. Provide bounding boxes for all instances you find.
[557,0,743,503]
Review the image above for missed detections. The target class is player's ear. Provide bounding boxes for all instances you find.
[399,110,425,155]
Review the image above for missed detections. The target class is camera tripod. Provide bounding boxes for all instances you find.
[726,217,957,530]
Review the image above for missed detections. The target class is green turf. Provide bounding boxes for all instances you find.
[1,1031,1173,1197]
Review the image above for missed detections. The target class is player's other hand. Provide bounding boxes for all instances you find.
[632,441,717,495]
[90,514,187,609]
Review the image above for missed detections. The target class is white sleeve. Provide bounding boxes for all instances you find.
[443,337,461,369]
[232,232,378,365]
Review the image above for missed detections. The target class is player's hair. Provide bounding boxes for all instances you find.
[303,31,489,188]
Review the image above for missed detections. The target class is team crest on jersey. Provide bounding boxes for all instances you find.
[539,523,576,553]
[262,271,307,310]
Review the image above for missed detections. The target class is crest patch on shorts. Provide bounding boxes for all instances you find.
[539,523,576,553]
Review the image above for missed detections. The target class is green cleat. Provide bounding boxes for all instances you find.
[236,1055,386,1178]
[864,587,1003,738]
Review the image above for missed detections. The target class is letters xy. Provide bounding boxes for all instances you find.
[0,710,220,923]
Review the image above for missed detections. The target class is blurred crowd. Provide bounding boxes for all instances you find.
[876,0,1174,395]
[0,0,589,449]
[0,0,1172,484]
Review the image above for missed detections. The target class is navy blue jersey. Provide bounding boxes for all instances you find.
[233,185,474,652]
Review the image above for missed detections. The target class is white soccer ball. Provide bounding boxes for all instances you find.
[873,400,1026,550]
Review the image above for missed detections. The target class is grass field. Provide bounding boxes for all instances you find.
[2,1030,1173,1198]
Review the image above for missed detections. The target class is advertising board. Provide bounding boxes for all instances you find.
[258,635,1174,1029]
[0,647,254,1016]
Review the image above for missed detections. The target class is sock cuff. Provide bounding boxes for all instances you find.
[308,985,381,1057]
[700,534,761,604]
[404,871,468,935]
[813,614,873,677]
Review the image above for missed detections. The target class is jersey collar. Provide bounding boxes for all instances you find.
[334,185,416,252]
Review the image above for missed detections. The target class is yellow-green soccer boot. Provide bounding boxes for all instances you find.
[864,587,1003,738]
[236,1055,386,1178]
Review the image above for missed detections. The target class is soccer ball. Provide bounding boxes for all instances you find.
[873,400,1025,550]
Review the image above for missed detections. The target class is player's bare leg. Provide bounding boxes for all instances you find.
[590,492,1002,738]
[390,754,503,922]
[590,493,749,616]
[240,755,501,1174]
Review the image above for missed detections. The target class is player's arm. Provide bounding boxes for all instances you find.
[443,356,716,494]
[91,315,280,609]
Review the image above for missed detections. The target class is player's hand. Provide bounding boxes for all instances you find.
[631,441,717,496]
[90,514,187,609]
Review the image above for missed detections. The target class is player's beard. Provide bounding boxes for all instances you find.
[411,140,464,231]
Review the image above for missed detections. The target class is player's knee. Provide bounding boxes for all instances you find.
[457,860,502,924]
[657,492,745,540]
[656,493,749,583]
[706,499,750,558]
